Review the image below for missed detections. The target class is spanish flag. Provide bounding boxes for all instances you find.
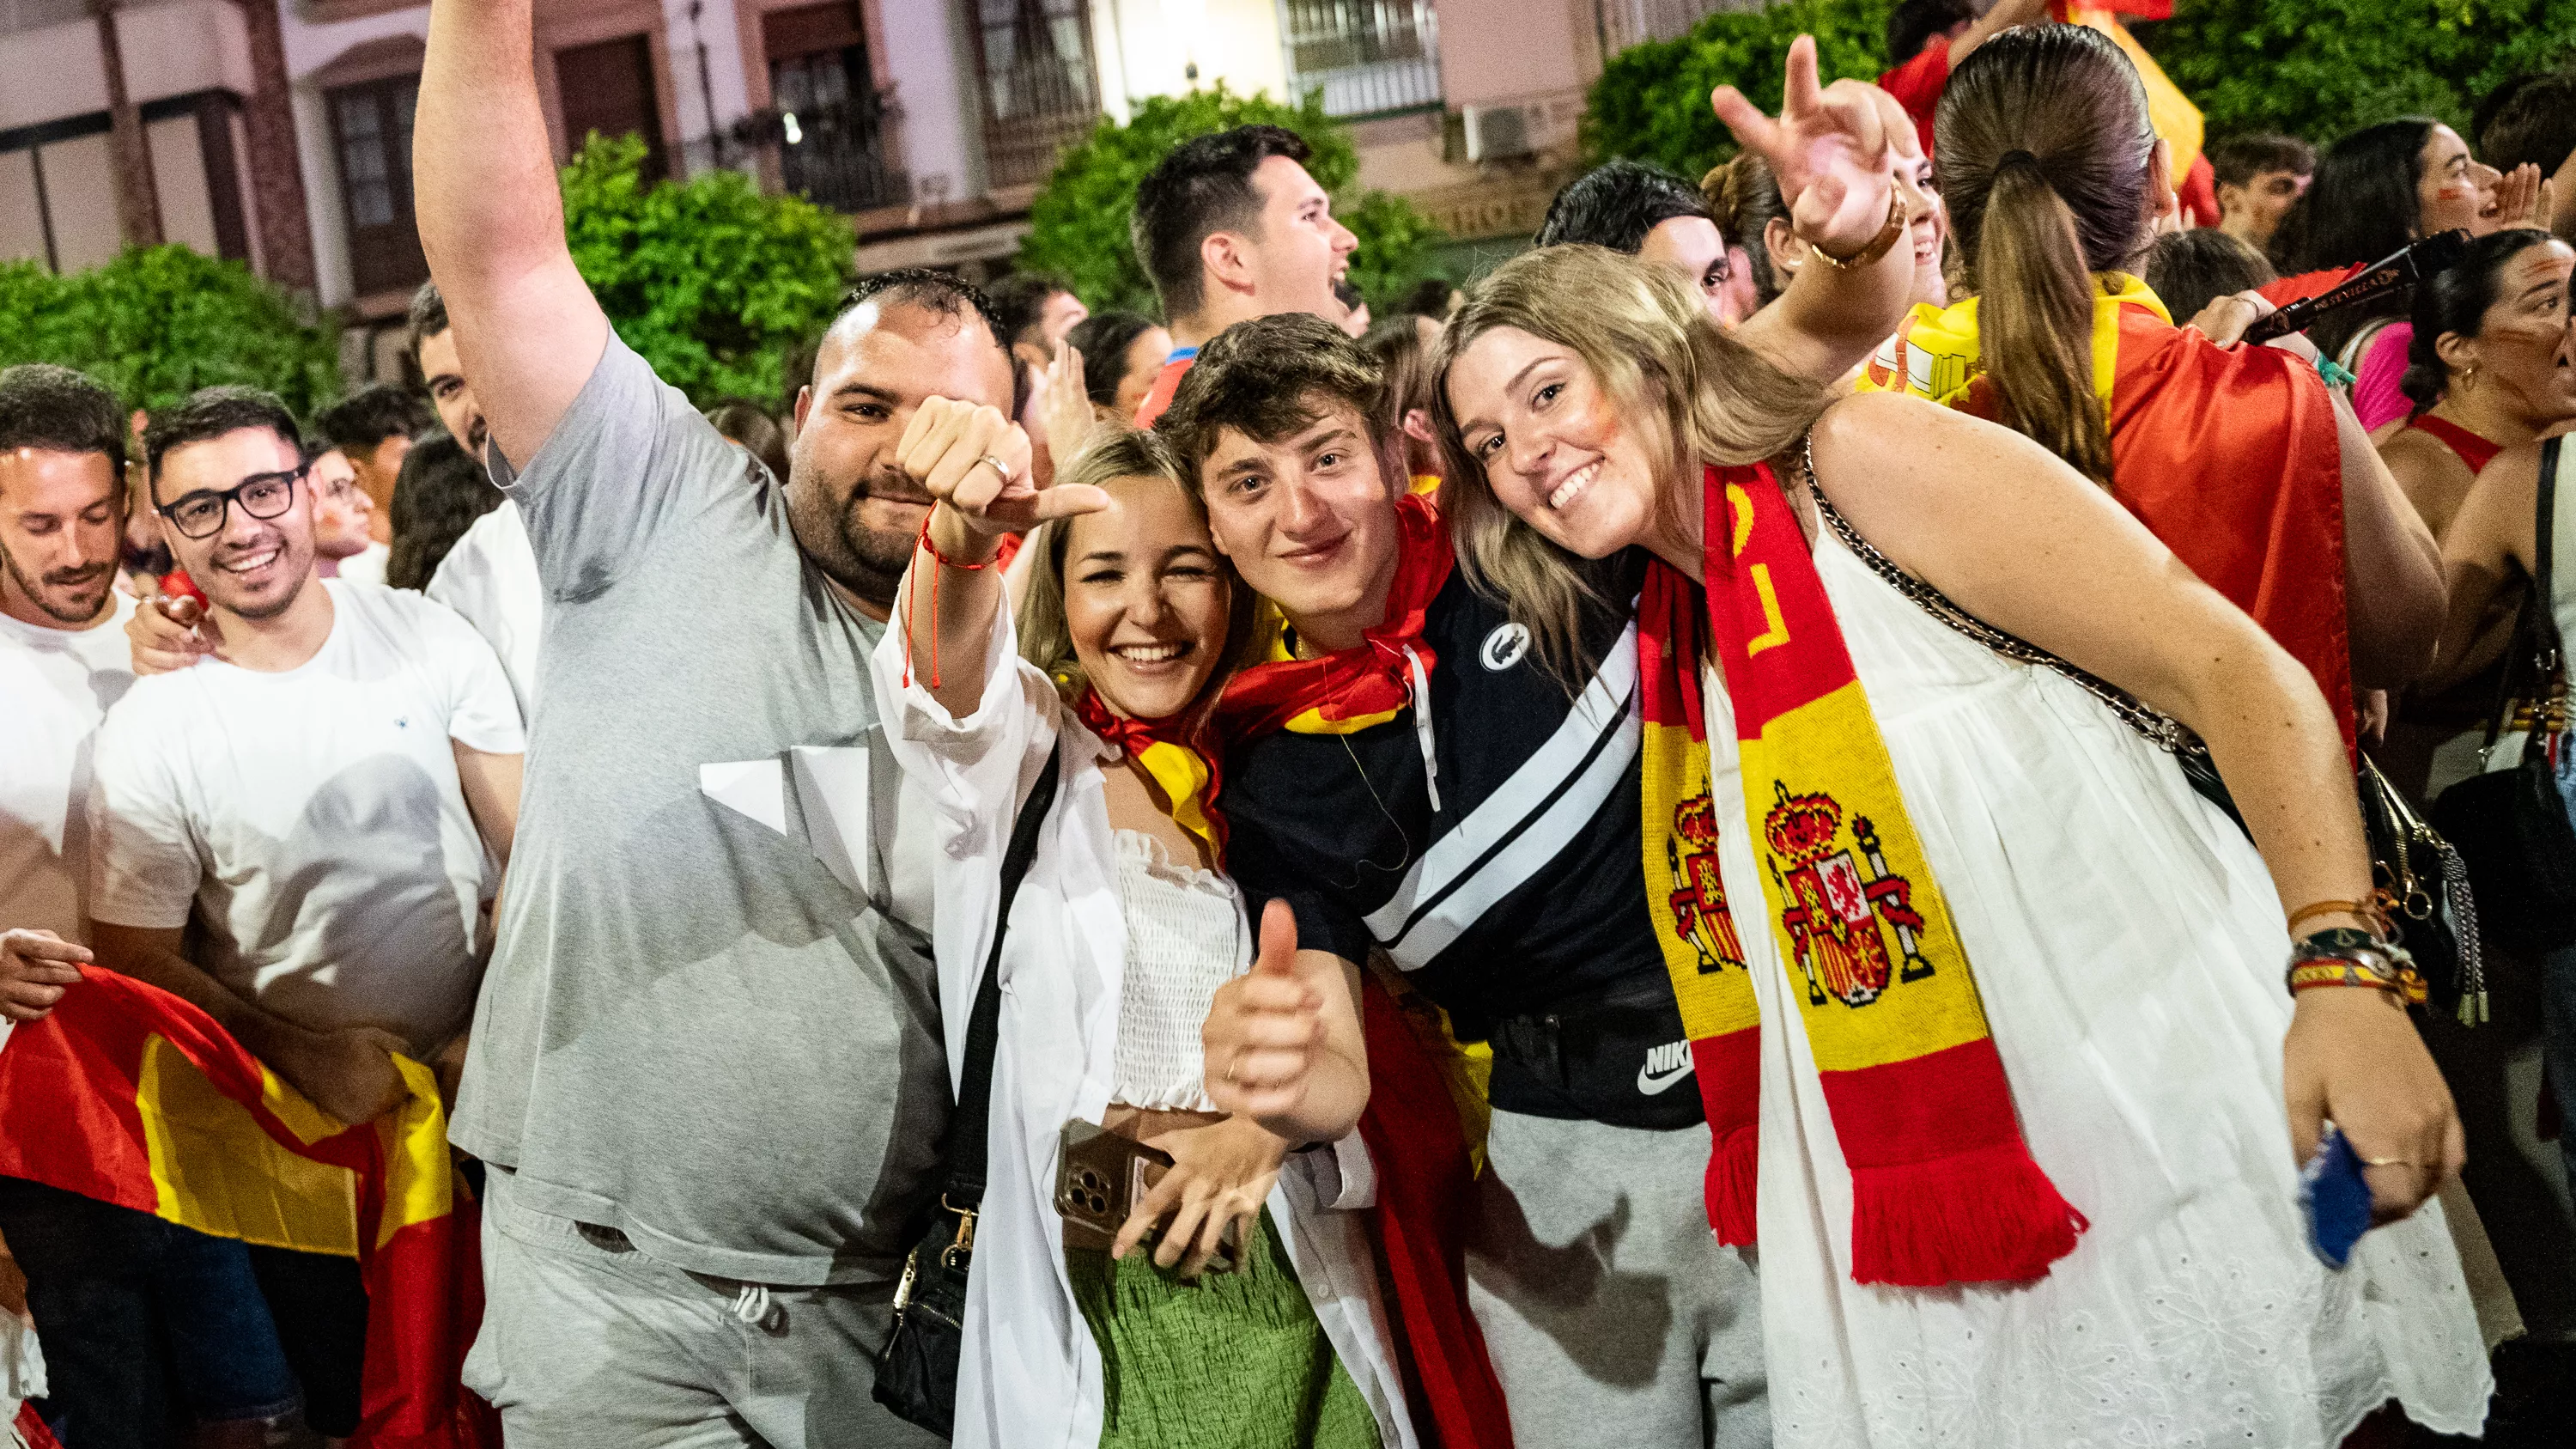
[0,970,496,1449]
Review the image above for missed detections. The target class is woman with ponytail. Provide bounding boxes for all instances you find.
[1860,23,2444,751]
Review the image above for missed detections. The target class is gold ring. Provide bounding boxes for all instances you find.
[2360,1155,2420,1169]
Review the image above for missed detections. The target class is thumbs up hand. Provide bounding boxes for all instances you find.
[1204,901,1324,1120]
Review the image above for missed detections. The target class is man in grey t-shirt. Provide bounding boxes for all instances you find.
[413,3,1022,1442]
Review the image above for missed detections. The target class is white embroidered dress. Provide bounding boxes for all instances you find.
[871,607,1419,1449]
[1698,513,2494,1448]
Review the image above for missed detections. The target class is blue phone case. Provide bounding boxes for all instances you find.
[2300,1123,2372,1269]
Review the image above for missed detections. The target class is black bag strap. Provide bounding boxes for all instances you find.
[941,739,1062,1210]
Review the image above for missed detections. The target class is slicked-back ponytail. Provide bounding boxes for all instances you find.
[1977,157,2115,482]
[1936,24,2157,488]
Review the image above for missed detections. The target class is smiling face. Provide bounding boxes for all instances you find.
[153,426,314,623]
[1196,395,1400,653]
[2417,125,2500,236]
[792,297,1016,610]
[1445,325,1671,563]
[1637,216,1737,327]
[0,445,123,628]
[2457,240,2576,425]
[1059,473,1235,721]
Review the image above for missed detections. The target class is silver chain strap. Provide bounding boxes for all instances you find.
[1794,435,2210,764]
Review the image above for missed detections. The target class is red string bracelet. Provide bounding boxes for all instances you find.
[903,512,992,691]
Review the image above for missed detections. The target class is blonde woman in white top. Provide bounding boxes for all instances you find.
[872,417,1410,1449]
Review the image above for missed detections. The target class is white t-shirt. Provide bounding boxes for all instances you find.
[87,581,525,1053]
[0,594,137,945]
[426,500,544,720]
[334,540,391,586]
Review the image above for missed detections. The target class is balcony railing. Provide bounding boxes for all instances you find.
[1279,0,1440,119]
[967,0,1100,189]
[1593,0,1753,60]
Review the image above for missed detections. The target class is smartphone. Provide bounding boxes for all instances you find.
[2300,1123,2372,1269]
[1052,1119,1237,1269]
[1054,1119,1173,1250]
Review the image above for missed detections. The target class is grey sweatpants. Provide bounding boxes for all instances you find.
[463,1168,943,1449]
[1467,1109,1770,1449]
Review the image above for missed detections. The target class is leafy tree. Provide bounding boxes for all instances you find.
[1582,0,1894,176]
[1018,84,1447,316]
[0,246,340,418]
[2142,0,2576,144]
[560,132,856,408]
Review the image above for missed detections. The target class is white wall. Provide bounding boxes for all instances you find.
[1099,0,1286,112]
[877,0,981,201]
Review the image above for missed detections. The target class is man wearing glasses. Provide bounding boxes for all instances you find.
[82,385,525,1445]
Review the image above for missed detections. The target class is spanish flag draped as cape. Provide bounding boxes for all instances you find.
[0,970,496,1449]
[1859,276,2354,750]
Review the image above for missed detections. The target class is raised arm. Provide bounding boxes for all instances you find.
[415,0,611,466]
[2425,443,2539,691]
[1814,393,2463,1221]
[1720,38,1919,384]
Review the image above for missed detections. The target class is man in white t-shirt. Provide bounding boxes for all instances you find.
[87,384,524,1443]
[0,365,321,1446]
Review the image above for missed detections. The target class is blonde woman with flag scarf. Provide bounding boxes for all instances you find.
[1856,23,2445,756]
[868,419,1429,1449]
[1427,239,2493,1446]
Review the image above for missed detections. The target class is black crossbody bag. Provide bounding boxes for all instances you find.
[2432,438,2576,955]
[872,742,1061,1437]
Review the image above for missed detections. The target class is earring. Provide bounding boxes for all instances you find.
[2458,365,2479,389]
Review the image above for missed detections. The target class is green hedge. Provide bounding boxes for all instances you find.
[2142,0,2576,143]
[1581,0,1895,176]
[1018,84,1448,317]
[0,246,340,418]
[561,132,856,408]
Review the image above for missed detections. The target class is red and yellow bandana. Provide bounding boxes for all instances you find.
[1073,685,1225,860]
[1641,462,2086,1287]
[1217,491,1454,742]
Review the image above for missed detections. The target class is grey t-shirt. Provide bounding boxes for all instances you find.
[450,336,945,1286]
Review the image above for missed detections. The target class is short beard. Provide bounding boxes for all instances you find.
[0,545,112,626]
[788,474,919,614]
[221,570,308,623]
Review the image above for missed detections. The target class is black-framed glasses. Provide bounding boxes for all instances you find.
[156,466,307,539]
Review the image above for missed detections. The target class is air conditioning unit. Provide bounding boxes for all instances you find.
[1461,104,1537,164]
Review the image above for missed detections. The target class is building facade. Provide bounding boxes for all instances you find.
[2,0,1752,373]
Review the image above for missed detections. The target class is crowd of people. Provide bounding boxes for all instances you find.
[4,0,2576,1446]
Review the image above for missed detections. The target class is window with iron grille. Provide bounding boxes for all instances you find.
[1592,0,1745,61]
[1277,0,1441,119]
[963,0,1098,190]
[762,2,905,212]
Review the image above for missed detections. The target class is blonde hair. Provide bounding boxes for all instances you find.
[1430,245,1831,676]
[1014,426,1261,711]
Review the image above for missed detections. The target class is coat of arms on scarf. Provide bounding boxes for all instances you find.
[1665,792,1747,978]
[1760,782,1934,1008]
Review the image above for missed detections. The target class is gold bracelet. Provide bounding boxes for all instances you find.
[1801,192,1907,271]
[2286,897,2386,936]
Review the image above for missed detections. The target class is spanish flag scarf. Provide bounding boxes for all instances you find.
[1218,492,1453,742]
[1641,461,2086,1287]
[1072,685,1225,860]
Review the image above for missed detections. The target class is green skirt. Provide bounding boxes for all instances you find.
[1065,1208,1382,1449]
